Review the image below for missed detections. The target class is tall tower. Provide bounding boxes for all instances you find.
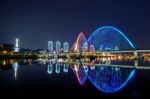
[83,42,88,52]
[14,38,20,52]
[90,44,95,51]
[48,41,53,52]
[63,42,69,52]
[56,41,61,52]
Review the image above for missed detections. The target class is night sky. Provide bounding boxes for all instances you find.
[0,0,150,49]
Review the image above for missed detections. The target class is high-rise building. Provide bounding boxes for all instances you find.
[48,41,53,52]
[63,42,69,52]
[115,46,119,50]
[56,41,61,52]
[90,44,95,51]
[83,42,88,51]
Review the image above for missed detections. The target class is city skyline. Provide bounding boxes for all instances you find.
[0,0,150,98]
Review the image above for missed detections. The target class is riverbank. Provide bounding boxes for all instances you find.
[0,54,38,59]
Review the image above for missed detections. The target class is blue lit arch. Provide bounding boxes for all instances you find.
[88,26,135,93]
[88,66,135,93]
[88,26,135,50]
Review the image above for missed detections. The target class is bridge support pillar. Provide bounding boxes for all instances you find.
[134,60,138,68]
[134,51,139,60]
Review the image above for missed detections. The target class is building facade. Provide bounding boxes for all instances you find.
[48,41,53,52]
[56,41,61,52]
[63,42,69,52]
[83,42,88,51]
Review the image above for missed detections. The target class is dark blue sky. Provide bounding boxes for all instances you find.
[0,0,150,49]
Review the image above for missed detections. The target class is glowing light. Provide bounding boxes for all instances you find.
[55,63,60,74]
[12,62,19,79]
[47,63,53,74]
[10,59,14,64]
[73,64,88,86]
[88,26,135,51]
[83,65,88,73]
[2,60,6,66]
[88,66,135,93]
[71,32,87,53]
[63,64,69,73]
[88,28,136,91]
[14,38,20,52]
[16,38,19,47]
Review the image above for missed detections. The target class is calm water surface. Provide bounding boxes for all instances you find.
[0,59,150,98]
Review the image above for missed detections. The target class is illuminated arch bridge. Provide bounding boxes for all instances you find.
[71,26,135,53]
[71,32,88,52]
[70,26,136,94]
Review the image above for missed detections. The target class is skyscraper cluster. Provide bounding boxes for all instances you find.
[48,41,69,52]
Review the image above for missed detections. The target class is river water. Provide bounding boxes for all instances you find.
[0,59,150,98]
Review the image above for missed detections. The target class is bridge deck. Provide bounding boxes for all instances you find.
[60,61,150,70]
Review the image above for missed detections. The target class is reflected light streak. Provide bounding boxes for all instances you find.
[55,63,60,74]
[89,66,135,93]
[12,62,19,79]
[47,63,53,74]
[63,64,69,73]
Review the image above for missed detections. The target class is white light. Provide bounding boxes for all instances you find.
[16,38,19,47]
[63,64,68,73]
[55,64,60,73]
[14,38,20,52]
[47,64,53,74]
[13,62,19,79]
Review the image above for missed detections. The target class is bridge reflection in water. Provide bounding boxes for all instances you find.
[35,26,150,94]
[47,62,69,74]
[46,61,137,93]
[88,65,135,93]
[0,59,150,94]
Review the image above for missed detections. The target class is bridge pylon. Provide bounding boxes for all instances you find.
[134,51,139,60]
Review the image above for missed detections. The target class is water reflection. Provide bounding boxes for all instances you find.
[55,63,60,73]
[12,61,19,79]
[0,59,34,80]
[47,62,53,74]
[63,64,69,73]
[71,63,89,85]
[47,62,69,74]
[88,65,135,93]
[0,60,13,70]
[69,61,136,93]
[0,59,147,94]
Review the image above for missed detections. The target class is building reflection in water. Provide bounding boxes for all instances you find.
[47,62,69,74]
[55,63,60,74]
[12,61,19,79]
[0,60,14,71]
[71,63,89,85]
[47,62,53,74]
[0,59,34,80]
[0,59,137,93]
[88,65,135,93]
[2,60,6,66]
[38,59,47,65]
[46,60,136,93]
[63,64,69,73]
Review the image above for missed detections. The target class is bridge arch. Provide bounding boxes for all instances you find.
[88,26,136,93]
[88,26,135,51]
[71,32,88,52]
[88,66,135,93]
[73,64,89,85]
